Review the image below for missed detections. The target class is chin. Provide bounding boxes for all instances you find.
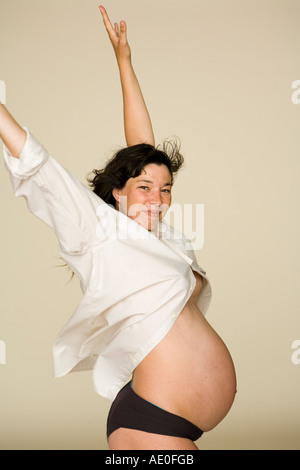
[133,213,160,232]
[148,221,159,232]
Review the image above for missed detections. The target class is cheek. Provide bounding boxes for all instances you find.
[125,189,143,206]
[125,191,148,219]
[128,193,148,209]
[164,194,172,206]
[160,195,172,216]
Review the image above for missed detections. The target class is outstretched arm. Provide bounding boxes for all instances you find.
[0,104,26,158]
[99,5,155,147]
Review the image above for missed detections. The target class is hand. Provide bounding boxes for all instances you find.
[99,5,131,63]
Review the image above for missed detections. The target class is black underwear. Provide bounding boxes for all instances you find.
[106,381,203,441]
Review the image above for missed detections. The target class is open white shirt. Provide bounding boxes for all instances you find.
[3,129,212,401]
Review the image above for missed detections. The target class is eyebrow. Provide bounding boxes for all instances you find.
[136,179,173,187]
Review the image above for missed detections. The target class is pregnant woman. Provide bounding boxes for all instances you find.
[0,5,236,450]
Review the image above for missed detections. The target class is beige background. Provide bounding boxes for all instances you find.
[0,0,299,450]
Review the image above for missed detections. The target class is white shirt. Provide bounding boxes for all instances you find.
[3,128,212,401]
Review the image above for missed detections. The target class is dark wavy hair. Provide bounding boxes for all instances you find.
[86,139,184,207]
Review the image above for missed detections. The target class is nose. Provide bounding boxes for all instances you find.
[149,188,163,206]
[149,191,163,207]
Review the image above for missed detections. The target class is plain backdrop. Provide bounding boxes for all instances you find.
[0,0,299,450]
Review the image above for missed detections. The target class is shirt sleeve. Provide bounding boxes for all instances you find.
[3,127,103,256]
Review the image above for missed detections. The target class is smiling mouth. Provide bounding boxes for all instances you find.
[140,209,160,215]
[147,211,160,217]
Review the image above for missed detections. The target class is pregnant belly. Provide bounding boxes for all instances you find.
[132,301,237,432]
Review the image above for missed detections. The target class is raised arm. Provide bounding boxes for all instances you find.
[99,5,155,147]
[0,104,26,158]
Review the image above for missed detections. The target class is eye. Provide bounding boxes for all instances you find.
[139,186,149,191]
[162,189,171,194]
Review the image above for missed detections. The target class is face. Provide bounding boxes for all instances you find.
[113,164,172,232]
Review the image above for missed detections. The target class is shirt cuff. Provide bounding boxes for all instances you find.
[3,127,49,179]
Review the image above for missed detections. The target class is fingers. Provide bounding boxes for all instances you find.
[99,5,126,40]
[120,20,127,39]
[114,23,120,37]
[99,5,115,36]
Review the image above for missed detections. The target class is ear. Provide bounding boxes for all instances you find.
[112,188,120,203]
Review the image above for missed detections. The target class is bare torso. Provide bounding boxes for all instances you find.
[132,271,237,432]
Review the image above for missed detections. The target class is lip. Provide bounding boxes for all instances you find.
[147,211,160,217]
[141,210,160,215]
